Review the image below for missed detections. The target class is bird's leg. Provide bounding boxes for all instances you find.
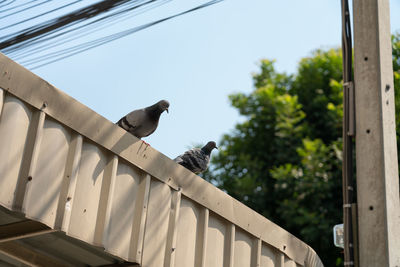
[141,140,151,148]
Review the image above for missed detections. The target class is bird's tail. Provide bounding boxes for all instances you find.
[173,156,183,164]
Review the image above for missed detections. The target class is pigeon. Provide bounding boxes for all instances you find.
[174,141,218,174]
[117,100,169,139]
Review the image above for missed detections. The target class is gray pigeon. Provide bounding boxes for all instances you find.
[174,141,218,174]
[117,100,169,138]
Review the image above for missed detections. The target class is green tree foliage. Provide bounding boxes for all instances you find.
[392,34,400,159]
[291,49,343,143]
[205,33,400,266]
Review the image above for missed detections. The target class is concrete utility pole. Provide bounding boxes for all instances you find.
[353,0,400,266]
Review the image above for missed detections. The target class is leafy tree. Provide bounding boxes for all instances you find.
[270,139,343,265]
[290,49,343,143]
[207,60,305,221]
[205,33,400,266]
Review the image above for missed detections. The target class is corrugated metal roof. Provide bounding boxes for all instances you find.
[0,53,323,267]
[0,207,132,267]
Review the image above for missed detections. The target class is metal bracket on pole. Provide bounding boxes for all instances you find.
[344,81,355,136]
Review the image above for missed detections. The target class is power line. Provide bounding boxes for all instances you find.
[14,0,170,60]
[0,0,224,70]
[0,0,52,19]
[11,1,170,60]
[27,0,224,69]
[0,0,82,31]
[0,0,132,49]
[340,0,356,266]
[3,0,163,54]
[0,0,19,11]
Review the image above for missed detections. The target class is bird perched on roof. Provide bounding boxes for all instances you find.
[174,141,218,174]
[116,100,169,139]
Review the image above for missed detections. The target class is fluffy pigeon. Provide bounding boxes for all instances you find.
[174,141,218,174]
[117,100,169,139]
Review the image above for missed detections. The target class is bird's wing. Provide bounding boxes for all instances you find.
[175,148,208,174]
[117,109,145,131]
[125,109,145,128]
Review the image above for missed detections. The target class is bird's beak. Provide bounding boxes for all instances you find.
[166,108,169,113]
[216,146,219,150]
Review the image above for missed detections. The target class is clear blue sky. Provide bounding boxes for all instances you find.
[18,0,400,158]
